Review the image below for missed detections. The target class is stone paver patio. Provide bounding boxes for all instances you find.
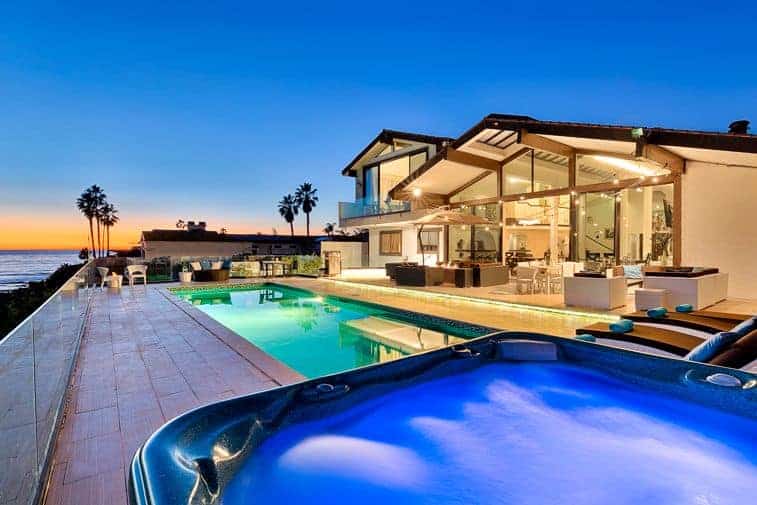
[42,286,301,505]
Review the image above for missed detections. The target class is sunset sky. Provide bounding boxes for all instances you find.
[2,1,755,250]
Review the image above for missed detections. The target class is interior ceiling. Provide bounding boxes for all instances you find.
[662,146,757,167]
[409,160,487,194]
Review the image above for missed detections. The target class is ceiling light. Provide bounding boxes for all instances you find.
[590,155,657,177]
[412,188,423,198]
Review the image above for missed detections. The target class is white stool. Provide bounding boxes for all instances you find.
[635,288,669,310]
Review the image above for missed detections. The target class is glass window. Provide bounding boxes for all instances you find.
[379,230,402,256]
[533,151,569,191]
[576,192,616,264]
[410,151,427,173]
[503,196,570,261]
[379,157,410,203]
[417,229,440,253]
[503,150,532,195]
[618,184,674,265]
[363,165,378,203]
[450,172,497,203]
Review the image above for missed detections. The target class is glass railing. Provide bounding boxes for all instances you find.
[0,261,95,505]
[338,199,411,220]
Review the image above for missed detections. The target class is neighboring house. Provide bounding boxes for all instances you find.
[338,129,453,267]
[338,116,757,298]
[140,229,325,260]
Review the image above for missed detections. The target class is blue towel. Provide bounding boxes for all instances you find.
[221,259,232,269]
[609,319,634,333]
[675,303,694,313]
[646,307,668,319]
[685,331,741,362]
[575,334,596,342]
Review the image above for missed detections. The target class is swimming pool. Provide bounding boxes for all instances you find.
[172,284,493,377]
[129,332,757,505]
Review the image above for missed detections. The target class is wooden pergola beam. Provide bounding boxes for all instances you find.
[635,141,685,174]
[445,147,501,172]
[448,171,492,198]
[519,129,574,157]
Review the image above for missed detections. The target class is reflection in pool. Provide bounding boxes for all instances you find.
[173,284,491,378]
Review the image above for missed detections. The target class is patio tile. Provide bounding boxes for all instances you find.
[63,432,123,483]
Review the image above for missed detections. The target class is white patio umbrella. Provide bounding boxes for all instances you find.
[413,209,495,266]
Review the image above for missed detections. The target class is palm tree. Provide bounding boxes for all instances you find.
[323,222,335,237]
[278,194,299,237]
[76,185,105,258]
[294,183,318,236]
[101,204,119,256]
[88,186,107,257]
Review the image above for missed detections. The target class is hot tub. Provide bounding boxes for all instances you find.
[128,333,757,505]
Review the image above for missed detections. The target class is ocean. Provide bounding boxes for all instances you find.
[0,250,82,292]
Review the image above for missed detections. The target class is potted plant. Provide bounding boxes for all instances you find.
[178,262,193,283]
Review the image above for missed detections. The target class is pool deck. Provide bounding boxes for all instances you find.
[40,277,756,504]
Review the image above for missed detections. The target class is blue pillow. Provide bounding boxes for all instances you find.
[685,331,741,362]
[729,317,757,337]
[200,259,211,270]
[675,304,694,313]
[221,259,232,269]
[609,319,634,333]
[575,334,596,342]
[646,307,668,319]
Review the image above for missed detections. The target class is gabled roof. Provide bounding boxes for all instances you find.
[341,129,453,176]
[454,114,757,153]
[389,113,757,199]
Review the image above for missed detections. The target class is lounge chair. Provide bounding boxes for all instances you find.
[577,322,703,356]
[625,310,754,334]
[97,267,114,288]
[577,323,757,369]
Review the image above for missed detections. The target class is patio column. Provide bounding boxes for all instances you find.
[500,202,508,265]
[549,196,559,263]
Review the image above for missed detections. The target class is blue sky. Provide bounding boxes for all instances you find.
[1,1,755,247]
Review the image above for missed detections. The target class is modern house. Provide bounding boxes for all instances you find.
[338,116,757,298]
[140,227,324,260]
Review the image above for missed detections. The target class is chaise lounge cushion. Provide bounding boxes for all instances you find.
[684,331,741,363]
[729,316,757,337]
[707,329,757,369]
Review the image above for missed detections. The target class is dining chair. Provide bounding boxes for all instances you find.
[515,266,537,294]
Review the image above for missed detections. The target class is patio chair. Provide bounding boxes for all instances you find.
[515,266,537,294]
[624,310,742,334]
[125,265,148,286]
[97,267,112,288]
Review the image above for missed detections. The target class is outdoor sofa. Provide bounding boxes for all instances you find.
[191,260,231,282]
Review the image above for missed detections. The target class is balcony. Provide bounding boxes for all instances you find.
[338,198,411,223]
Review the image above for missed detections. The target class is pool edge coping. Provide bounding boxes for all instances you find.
[157,286,306,386]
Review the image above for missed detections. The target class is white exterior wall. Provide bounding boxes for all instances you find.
[682,161,757,299]
[367,226,440,267]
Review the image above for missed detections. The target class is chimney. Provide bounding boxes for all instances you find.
[728,120,749,134]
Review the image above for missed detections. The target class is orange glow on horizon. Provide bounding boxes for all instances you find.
[2,214,308,250]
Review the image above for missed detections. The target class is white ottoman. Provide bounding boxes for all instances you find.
[635,288,669,310]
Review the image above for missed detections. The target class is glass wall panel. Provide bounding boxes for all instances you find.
[409,151,427,173]
[379,156,410,203]
[363,165,378,203]
[619,184,674,265]
[576,192,616,264]
[450,172,497,203]
[448,204,501,263]
[504,196,570,261]
[503,150,532,195]
[533,152,569,191]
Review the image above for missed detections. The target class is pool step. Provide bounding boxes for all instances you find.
[496,339,558,361]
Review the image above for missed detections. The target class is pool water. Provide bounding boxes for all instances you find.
[223,362,757,504]
[173,284,489,378]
